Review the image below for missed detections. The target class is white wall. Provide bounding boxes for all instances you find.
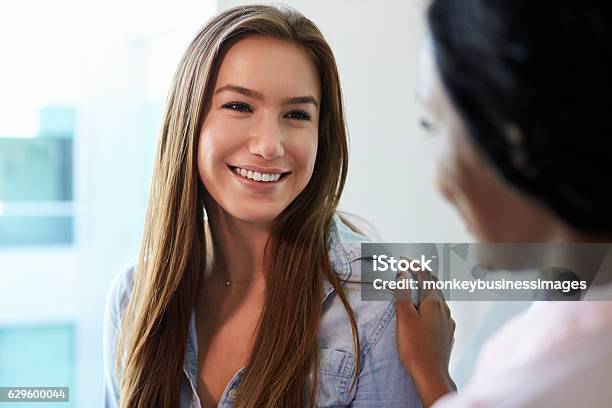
[219,0,470,243]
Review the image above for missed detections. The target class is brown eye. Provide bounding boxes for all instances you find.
[284,110,311,121]
[223,102,252,113]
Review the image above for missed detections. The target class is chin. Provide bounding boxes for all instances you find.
[228,206,283,225]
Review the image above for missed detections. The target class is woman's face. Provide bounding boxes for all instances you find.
[198,36,320,225]
[419,38,554,242]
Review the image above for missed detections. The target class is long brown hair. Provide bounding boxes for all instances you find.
[116,5,361,407]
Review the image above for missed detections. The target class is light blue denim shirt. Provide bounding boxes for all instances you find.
[103,215,422,407]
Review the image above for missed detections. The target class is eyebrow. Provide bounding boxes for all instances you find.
[215,84,319,108]
[282,95,319,108]
[215,84,263,99]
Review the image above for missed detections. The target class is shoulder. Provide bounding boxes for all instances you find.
[328,213,372,262]
[439,319,612,408]
[319,216,419,405]
[323,214,402,366]
[103,264,137,407]
[104,264,137,328]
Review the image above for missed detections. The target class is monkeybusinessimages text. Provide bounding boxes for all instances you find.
[371,255,587,294]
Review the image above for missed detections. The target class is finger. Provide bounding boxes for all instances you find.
[418,287,450,321]
[395,284,419,321]
[444,301,452,317]
[436,290,451,317]
[423,276,451,315]
[396,257,417,301]
[433,278,446,301]
[414,269,436,302]
[395,296,419,319]
[391,270,413,303]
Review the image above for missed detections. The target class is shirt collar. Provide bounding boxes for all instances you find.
[183,214,354,385]
[323,214,353,302]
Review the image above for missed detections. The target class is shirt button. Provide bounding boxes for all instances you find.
[228,388,237,400]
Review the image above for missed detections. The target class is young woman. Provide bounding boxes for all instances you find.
[103,5,420,408]
[397,1,612,407]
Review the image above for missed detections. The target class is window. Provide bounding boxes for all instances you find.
[0,323,74,408]
[0,106,74,246]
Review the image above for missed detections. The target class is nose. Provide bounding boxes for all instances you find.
[248,111,285,160]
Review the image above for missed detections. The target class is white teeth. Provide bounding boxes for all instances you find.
[232,167,284,183]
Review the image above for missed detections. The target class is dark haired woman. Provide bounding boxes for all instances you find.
[397,1,612,407]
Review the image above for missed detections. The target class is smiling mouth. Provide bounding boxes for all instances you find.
[229,165,291,183]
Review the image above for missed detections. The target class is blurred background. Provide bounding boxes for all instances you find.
[0,0,530,406]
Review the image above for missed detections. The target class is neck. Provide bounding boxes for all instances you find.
[205,202,272,282]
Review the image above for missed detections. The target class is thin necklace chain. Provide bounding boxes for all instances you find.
[212,272,265,287]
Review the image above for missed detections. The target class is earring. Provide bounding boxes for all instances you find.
[503,123,537,178]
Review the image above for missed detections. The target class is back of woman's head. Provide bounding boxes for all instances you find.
[428,0,612,232]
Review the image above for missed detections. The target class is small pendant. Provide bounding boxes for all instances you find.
[225,280,231,286]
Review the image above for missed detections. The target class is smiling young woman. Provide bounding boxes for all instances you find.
[103,5,420,408]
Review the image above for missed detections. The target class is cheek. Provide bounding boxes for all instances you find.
[197,128,216,184]
[434,132,466,205]
[435,138,521,240]
[434,130,494,235]
[197,118,244,179]
[436,158,493,239]
[289,132,318,180]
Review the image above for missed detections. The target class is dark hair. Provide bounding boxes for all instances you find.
[427,0,612,232]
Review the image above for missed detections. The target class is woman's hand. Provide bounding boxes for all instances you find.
[394,270,457,408]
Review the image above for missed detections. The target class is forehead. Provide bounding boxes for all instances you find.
[214,36,321,100]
